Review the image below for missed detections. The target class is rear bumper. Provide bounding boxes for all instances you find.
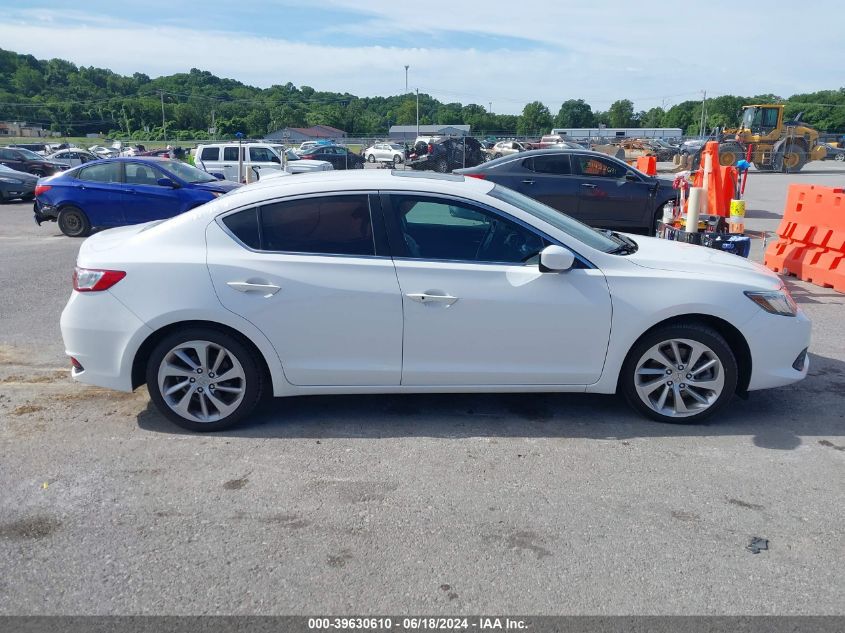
[33,201,58,225]
[60,290,153,392]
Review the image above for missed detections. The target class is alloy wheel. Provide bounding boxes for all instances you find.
[633,338,725,418]
[157,340,247,424]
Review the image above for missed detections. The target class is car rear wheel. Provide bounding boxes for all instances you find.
[434,157,449,173]
[393,154,403,165]
[57,206,91,237]
[146,328,264,432]
[620,324,738,423]
[367,154,375,163]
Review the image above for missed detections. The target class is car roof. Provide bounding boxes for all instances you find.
[472,147,625,169]
[187,169,495,221]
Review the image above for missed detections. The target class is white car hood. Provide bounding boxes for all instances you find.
[624,235,781,290]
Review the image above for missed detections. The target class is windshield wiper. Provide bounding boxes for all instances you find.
[597,229,638,255]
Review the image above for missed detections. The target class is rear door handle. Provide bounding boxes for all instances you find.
[581,183,597,189]
[521,179,535,185]
[406,293,459,306]
[227,281,281,296]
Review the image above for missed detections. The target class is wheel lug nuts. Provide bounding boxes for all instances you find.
[197,387,203,393]
[667,380,673,386]
[189,378,195,383]
[209,372,215,378]
[680,383,686,389]
[678,365,684,370]
[665,369,672,375]
[686,374,692,379]
[196,368,203,374]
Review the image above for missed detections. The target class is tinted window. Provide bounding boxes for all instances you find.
[762,108,779,128]
[200,147,219,161]
[392,196,545,264]
[572,155,626,178]
[125,163,162,185]
[223,147,240,161]
[249,147,277,162]
[528,154,571,175]
[222,208,261,249]
[0,148,19,160]
[77,162,122,183]
[260,195,374,256]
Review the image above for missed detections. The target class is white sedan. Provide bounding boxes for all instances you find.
[364,142,406,165]
[61,171,810,431]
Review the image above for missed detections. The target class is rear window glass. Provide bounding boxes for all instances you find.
[223,147,241,161]
[77,162,121,183]
[222,208,260,249]
[200,147,219,161]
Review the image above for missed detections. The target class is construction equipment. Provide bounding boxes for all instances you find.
[713,104,826,172]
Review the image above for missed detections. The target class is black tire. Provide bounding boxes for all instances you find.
[31,170,46,178]
[718,142,744,166]
[22,193,35,201]
[779,143,807,172]
[353,160,364,169]
[367,154,375,163]
[145,327,265,432]
[393,154,402,165]
[620,323,738,424]
[57,206,91,237]
[494,153,502,159]
[434,157,449,173]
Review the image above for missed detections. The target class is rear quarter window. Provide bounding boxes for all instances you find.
[221,208,260,249]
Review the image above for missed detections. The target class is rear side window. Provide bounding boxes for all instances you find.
[200,147,219,161]
[527,154,571,175]
[223,147,241,161]
[77,162,122,183]
[222,208,261,249]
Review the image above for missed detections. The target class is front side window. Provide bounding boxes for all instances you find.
[572,154,626,178]
[391,195,545,264]
[76,162,122,183]
[249,147,277,162]
[200,147,219,161]
[261,195,374,255]
[125,162,162,185]
[762,108,779,128]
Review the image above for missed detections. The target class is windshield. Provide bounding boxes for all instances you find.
[741,108,756,129]
[158,160,217,183]
[489,185,618,253]
[17,148,44,160]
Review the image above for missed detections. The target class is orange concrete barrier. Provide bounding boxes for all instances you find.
[636,155,657,176]
[764,184,845,292]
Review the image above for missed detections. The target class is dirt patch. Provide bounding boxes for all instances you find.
[0,516,61,540]
[223,475,250,490]
[10,404,44,416]
[0,371,67,385]
[819,439,845,452]
[727,498,765,511]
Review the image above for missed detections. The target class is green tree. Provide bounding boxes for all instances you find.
[554,99,594,128]
[608,99,635,127]
[517,101,552,136]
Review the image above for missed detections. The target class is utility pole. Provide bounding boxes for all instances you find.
[416,88,420,138]
[211,108,216,137]
[160,90,167,142]
[404,65,409,93]
[489,102,492,114]
[699,90,707,138]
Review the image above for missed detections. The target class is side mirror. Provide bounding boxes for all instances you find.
[156,177,179,188]
[210,172,225,180]
[539,245,575,272]
[625,172,638,182]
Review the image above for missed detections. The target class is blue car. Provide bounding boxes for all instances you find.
[34,157,241,237]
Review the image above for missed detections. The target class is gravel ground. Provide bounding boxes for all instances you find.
[0,163,843,615]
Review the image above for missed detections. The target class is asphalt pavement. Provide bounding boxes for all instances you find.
[0,163,843,615]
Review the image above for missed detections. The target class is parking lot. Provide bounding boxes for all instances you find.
[1,164,844,615]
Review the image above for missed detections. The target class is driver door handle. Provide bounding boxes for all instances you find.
[227,281,281,296]
[581,183,597,189]
[521,179,535,185]
[406,293,459,306]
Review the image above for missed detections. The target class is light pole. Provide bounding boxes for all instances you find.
[416,88,420,138]
[404,65,409,93]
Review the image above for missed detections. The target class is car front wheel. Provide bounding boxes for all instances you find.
[620,323,738,423]
[146,328,265,432]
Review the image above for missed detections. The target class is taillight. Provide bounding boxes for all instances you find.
[465,173,486,179]
[72,267,126,292]
[35,184,52,196]
[428,144,433,154]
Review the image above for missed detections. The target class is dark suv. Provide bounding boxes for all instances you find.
[0,146,68,177]
[407,137,486,172]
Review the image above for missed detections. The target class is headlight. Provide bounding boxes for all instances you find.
[0,176,23,184]
[744,286,798,317]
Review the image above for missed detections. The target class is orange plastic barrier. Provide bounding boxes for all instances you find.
[685,142,737,217]
[636,155,657,176]
[764,184,845,292]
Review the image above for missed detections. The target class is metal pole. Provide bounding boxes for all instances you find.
[416,88,420,138]
[160,91,166,142]
[237,135,243,183]
[698,90,706,138]
[404,65,409,93]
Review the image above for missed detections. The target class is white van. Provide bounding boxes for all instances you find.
[195,142,332,181]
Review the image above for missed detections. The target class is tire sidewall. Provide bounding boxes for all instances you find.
[620,324,738,424]
[58,206,91,237]
[145,327,264,432]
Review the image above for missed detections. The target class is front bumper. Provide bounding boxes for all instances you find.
[61,290,152,392]
[745,307,812,390]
